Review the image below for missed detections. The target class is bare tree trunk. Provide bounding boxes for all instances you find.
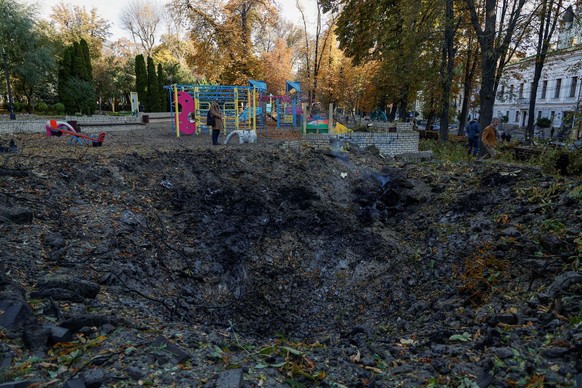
[465,0,528,153]
[525,0,562,144]
[398,98,408,120]
[457,43,479,136]
[389,104,398,121]
[297,1,312,105]
[439,0,456,143]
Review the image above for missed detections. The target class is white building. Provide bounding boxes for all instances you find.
[493,3,582,138]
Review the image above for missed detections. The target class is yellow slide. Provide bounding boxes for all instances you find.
[334,122,352,134]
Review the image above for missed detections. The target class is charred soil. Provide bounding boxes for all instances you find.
[0,125,581,387]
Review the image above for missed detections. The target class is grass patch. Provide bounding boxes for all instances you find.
[420,138,582,178]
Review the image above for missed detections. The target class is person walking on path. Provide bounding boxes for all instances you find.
[479,117,500,160]
[466,119,480,157]
[209,100,224,145]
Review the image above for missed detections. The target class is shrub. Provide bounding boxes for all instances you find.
[536,117,552,128]
[36,102,49,113]
[419,139,468,162]
[53,103,65,115]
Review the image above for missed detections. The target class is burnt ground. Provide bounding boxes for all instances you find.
[0,124,580,387]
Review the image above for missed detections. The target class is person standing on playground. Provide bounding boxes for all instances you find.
[210,100,224,145]
[479,117,500,160]
[466,119,480,157]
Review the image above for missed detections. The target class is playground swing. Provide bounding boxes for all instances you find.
[45,120,106,147]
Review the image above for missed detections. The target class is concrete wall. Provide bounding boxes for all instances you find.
[0,115,143,134]
[368,122,414,131]
[302,129,419,157]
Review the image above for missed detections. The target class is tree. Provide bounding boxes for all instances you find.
[104,37,143,111]
[70,40,93,83]
[80,39,93,82]
[296,0,336,106]
[157,63,168,112]
[333,0,440,120]
[59,39,96,114]
[464,0,529,134]
[337,60,379,121]
[63,77,96,115]
[438,0,459,142]
[0,0,57,112]
[93,55,119,112]
[13,45,56,113]
[46,2,111,58]
[525,0,563,143]
[58,46,73,109]
[135,54,148,109]
[317,31,345,109]
[120,0,164,57]
[261,39,293,95]
[456,33,480,135]
[147,56,161,111]
[169,0,278,84]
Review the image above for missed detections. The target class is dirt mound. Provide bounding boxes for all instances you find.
[0,126,580,386]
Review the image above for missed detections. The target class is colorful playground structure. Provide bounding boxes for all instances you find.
[164,80,313,137]
[45,119,106,146]
[163,79,351,137]
[265,81,303,128]
[166,81,268,137]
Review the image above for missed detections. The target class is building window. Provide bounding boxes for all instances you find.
[509,85,514,100]
[538,111,542,119]
[515,111,520,122]
[570,76,578,98]
[554,79,561,98]
[506,111,509,120]
[541,80,547,99]
[519,83,524,98]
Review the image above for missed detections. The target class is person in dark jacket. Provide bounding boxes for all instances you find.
[466,119,480,157]
[209,100,224,145]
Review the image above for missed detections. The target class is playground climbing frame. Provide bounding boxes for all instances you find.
[165,83,267,137]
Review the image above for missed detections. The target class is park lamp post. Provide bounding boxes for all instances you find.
[2,48,16,120]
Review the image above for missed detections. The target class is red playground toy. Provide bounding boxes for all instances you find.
[45,119,106,147]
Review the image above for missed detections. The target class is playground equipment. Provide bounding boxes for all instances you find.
[370,109,388,122]
[224,129,258,144]
[306,119,329,133]
[334,122,352,134]
[165,81,267,137]
[265,81,303,128]
[45,120,106,146]
[305,120,352,134]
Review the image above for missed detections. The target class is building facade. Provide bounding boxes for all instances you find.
[493,3,582,136]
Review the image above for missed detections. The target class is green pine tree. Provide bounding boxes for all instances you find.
[79,39,93,82]
[146,56,160,112]
[135,54,147,111]
[58,46,73,107]
[59,40,96,115]
[157,63,168,112]
[71,42,87,81]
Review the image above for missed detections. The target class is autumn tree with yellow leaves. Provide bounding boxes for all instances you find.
[169,0,280,85]
[261,39,293,95]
